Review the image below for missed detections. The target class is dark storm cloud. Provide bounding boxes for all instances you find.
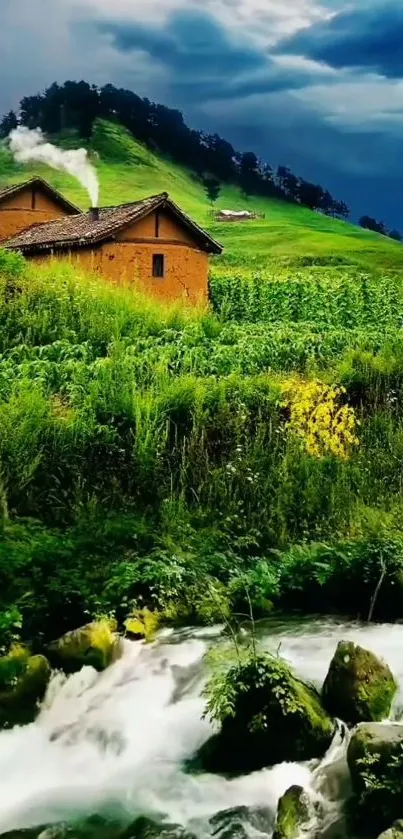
[94,9,333,102]
[97,10,264,78]
[279,2,403,78]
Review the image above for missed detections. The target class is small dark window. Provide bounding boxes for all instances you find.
[152,254,165,278]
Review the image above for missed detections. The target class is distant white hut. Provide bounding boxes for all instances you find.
[214,209,264,222]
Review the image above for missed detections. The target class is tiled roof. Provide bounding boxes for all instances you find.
[0,177,80,215]
[5,192,223,255]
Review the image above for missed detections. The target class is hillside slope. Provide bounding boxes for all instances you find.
[1,119,402,270]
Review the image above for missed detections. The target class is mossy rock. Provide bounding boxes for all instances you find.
[273,786,311,839]
[347,722,403,834]
[46,619,122,674]
[378,821,403,839]
[322,641,397,724]
[198,654,334,774]
[124,608,161,642]
[0,646,51,729]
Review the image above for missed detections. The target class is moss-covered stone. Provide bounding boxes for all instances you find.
[46,619,122,674]
[378,822,403,839]
[273,786,311,839]
[347,722,403,835]
[0,646,51,729]
[124,608,161,642]
[199,654,334,774]
[322,641,397,725]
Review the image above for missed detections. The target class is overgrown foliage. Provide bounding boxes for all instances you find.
[0,251,402,647]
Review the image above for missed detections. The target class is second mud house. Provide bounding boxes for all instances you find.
[5,190,223,302]
[0,177,80,241]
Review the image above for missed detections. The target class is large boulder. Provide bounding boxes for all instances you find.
[0,645,51,729]
[347,722,403,834]
[199,654,334,774]
[46,619,122,674]
[322,641,396,725]
[273,786,311,839]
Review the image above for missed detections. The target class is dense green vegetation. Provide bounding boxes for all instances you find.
[1,121,403,652]
[0,244,403,649]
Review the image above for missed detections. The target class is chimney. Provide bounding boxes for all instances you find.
[90,206,99,221]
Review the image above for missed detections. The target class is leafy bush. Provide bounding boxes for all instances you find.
[203,651,301,727]
[354,747,403,833]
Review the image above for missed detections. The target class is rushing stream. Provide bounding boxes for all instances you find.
[1,616,403,839]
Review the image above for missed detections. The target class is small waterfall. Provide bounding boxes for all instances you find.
[0,617,403,838]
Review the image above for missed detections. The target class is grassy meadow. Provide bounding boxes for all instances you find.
[0,121,403,647]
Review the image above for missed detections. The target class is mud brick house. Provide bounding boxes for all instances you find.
[0,177,80,241]
[4,189,223,303]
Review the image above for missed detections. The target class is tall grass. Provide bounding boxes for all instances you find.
[0,253,402,535]
[1,251,403,640]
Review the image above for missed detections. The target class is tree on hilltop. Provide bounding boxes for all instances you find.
[203,176,221,206]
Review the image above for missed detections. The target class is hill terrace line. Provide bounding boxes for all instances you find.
[0,178,223,303]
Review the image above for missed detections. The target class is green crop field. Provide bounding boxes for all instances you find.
[1,118,403,271]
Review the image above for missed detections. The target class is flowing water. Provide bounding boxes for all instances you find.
[1,616,403,839]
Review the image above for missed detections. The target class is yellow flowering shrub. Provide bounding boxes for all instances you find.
[282,379,359,459]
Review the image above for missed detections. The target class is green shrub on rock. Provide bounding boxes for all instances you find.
[322,641,397,724]
[347,722,403,834]
[199,652,334,773]
[0,645,51,728]
[47,619,122,674]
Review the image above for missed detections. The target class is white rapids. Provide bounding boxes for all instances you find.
[0,616,402,837]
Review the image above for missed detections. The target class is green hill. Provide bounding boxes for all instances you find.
[1,119,403,270]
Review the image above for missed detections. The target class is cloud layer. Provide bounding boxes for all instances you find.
[280,2,403,78]
[1,0,402,226]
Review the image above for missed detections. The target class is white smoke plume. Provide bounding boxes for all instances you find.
[8,126,99,207]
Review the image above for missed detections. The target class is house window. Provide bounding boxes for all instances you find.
[152,254,165,278]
